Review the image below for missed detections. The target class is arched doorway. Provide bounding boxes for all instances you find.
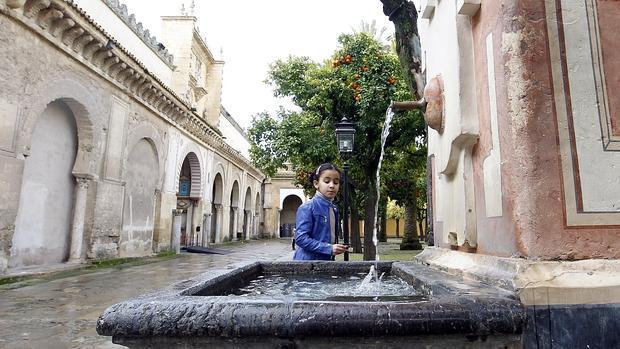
[10,101,77,267]
[175,152,201,249]
[280,195,302,238]
[120,139,159,257]
[210,173,223,243]
[242,187,252,240]
[229,181,239,241]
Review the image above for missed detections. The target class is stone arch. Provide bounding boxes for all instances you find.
[279,190,306,210]
[211,162,226,202]
[226,170,242,206]
[211,170,225,204]
[175,144,204,199]
[10,100,79,267]
[280,195,303,238]
[125,124,166,190]
[210,172,224,243]
[242,187,252,240]
[18,79,100,178]
[255,192,261,212]
[119,138,159,257]
[230,180,240,208]
[229,180,240,241]
[244,187,252,209]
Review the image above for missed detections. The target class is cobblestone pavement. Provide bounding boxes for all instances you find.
[0,239,294,349]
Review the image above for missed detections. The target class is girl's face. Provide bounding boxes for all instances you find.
[313,169,341,199]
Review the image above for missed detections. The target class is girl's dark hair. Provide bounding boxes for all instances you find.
[309,163,341,183]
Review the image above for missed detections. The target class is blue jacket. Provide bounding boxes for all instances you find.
[293,193,339,260]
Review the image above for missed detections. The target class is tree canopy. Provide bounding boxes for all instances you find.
[248,32,427,258]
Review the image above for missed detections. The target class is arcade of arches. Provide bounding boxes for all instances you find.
[0,0,289,273]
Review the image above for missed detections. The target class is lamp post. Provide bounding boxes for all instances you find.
[335,118,356,261]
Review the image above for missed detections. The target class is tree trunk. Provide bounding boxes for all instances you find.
[363,189,377,260]
[401,203,422,250]
[350,187,362,253]
[379,0,423,99]
[379,204,388,242]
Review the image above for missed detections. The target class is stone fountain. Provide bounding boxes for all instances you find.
[97,260,525,348]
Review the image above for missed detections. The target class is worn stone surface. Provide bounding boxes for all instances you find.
[96,261,526,343]
[0,239,293,348]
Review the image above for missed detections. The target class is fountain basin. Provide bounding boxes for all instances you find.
[97,261,525,347]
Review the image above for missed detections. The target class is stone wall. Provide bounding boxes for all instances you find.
[0,0,264,273]
[419,0,620,259]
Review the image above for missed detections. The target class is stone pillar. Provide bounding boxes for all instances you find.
[171,209,183,253]
[69,176,90,262]
[202,213,210,246]
[214,204,223,243]
[231,207,238,240]
[254,212,260,238]
[244,209,251,240]
[191,200,202,246]
[185,204,193,246]
[222,204,231,241]
[152,189,162,252]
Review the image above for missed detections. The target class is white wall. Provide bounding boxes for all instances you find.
[72,0,174,86]
[219,109,250,159]
[10,102,77,267]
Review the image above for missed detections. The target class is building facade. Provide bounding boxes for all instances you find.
[0,0,279,273]
[414,0,620,346]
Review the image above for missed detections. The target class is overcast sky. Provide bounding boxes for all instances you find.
[122,0,393,129]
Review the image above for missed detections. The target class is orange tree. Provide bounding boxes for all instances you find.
[248,32,425,259]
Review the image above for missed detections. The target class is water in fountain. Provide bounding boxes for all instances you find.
[365,104,396,284]
[229,272,424,302]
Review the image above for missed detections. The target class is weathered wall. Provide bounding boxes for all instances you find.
[71,0,174,86]
[422,0,620,259]
[0,1,264,273]
[120,139,159,257]
[9,102,77,267]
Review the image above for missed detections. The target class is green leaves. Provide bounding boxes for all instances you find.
[248,31,427,208]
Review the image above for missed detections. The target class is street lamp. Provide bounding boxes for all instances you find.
[335,118,356,261]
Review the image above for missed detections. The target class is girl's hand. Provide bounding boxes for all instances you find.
[332,244,349,255]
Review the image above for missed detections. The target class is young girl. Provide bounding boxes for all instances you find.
[293,163,349,260]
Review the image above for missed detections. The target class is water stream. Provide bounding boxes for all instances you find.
[365,104,396,284]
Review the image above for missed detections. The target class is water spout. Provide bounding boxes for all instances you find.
[368,104,397,282]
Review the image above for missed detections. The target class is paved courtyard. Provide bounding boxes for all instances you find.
[0,239,293,348]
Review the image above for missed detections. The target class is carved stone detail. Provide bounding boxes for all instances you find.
[3,0,262,178]
[36,7,62,30]
[23,0,50,18]
[6,0,27,9]
[83,41,102,60]
[423,75,444,134]
[50,17,74,37]
[61,26,84,46]
[102,55,119,71]
[72,33,93,53]
[100,0,173,65]
[93,49,112,66]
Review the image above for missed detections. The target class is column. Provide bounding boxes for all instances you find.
[202,213,211,246]
[185,203,193,246]
[231,207,238,240]
[214,204,223,243]
[172,209,183,253]
[244,209,251,240]
[69,176,90,262]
